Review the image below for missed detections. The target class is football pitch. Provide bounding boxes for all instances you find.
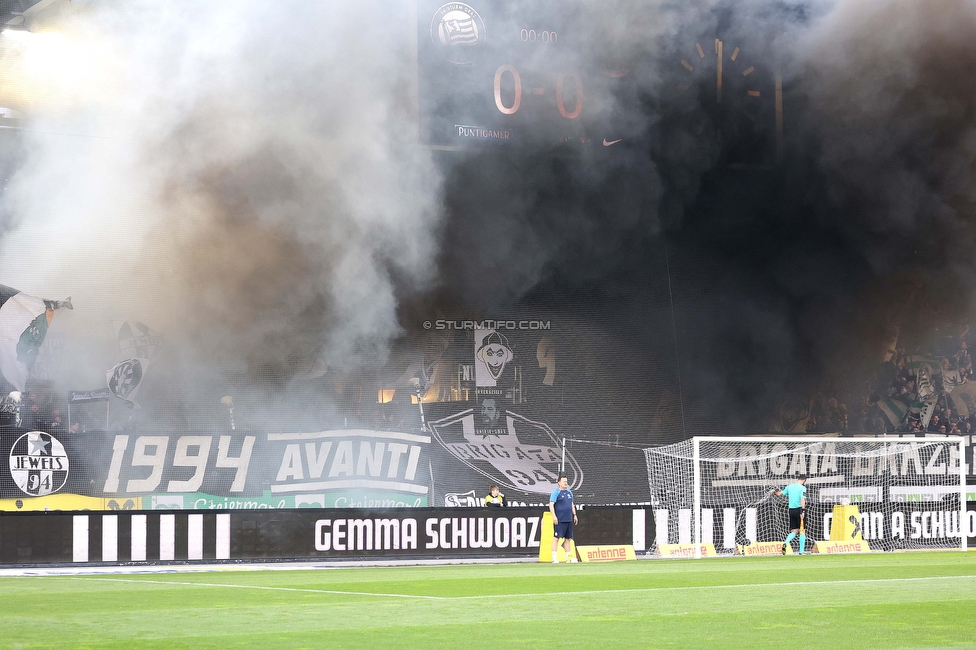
[2,552,975,649]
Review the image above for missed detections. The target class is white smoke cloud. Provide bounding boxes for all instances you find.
[0,0,442,392]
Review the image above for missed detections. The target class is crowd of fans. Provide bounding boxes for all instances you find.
[18,388,84,433]
[7,324,976,438]
[807,334,975,434]
[1,380,424,435]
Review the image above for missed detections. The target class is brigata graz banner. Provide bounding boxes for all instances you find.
[0,424,651,511]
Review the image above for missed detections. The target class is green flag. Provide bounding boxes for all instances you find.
[0,285,70,392]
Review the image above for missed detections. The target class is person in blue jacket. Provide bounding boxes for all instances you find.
[549,475,578,563]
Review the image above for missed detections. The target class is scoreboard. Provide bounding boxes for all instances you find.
[416,0,782,165]
[417,0,639,148]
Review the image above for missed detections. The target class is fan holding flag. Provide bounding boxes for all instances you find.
[106,320,163,408]
[0,284,72,395]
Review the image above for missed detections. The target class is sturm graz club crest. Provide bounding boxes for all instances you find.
[429,408,582,494]
[9,431,69,496]
[107,357,145,406]
[430,2,486,64]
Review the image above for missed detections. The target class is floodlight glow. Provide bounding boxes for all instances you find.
[0,28,123,114]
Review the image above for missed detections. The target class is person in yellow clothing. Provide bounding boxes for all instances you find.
[484,485,505,507]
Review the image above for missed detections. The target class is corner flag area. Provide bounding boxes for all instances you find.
[2,552,975,648]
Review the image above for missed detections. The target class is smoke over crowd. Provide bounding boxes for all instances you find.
[0,0,974,438]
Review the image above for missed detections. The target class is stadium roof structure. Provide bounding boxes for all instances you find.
[0,0,62,32]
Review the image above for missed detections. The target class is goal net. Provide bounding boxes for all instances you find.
[644,436,968,556]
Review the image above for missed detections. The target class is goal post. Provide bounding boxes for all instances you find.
[645,436,969,557]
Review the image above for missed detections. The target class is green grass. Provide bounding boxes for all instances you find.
[2,552,976,648]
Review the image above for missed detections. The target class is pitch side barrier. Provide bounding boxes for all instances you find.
[0,506,652,566]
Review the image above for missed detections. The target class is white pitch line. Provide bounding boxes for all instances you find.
[449,574,976,600]
[61,574,976,603]
[70,577,444,600]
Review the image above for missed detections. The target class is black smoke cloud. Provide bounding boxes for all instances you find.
[432,0,976,435]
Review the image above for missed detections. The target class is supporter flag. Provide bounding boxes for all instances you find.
[116,320,163,361]
[106,357,146,408]
[915,366,939,428]
[917,399,938,428]
[942,367,965,392]
[0,284,71,392]
[769,393,812,433]
[106,320,160,407]
[0,392,20,414]
[949,381,976,418]
[876,396,909,427]
[297,357,328,381]
[905,355,942,376]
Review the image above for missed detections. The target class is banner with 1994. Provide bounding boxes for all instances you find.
[0,424,650,511]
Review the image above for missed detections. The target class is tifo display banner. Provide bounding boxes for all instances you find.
[0,425,651,511]
[267,430,432,507]
[10,307,976,517]
[0,321,658,511]
[428,408,582,496]
[0,506,649,565]
[5,426,976,516]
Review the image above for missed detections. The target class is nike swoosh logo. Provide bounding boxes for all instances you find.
[603,138,623,146]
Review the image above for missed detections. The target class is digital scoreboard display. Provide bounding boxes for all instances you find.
[417,1,781,165]
[417,0,636,148]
